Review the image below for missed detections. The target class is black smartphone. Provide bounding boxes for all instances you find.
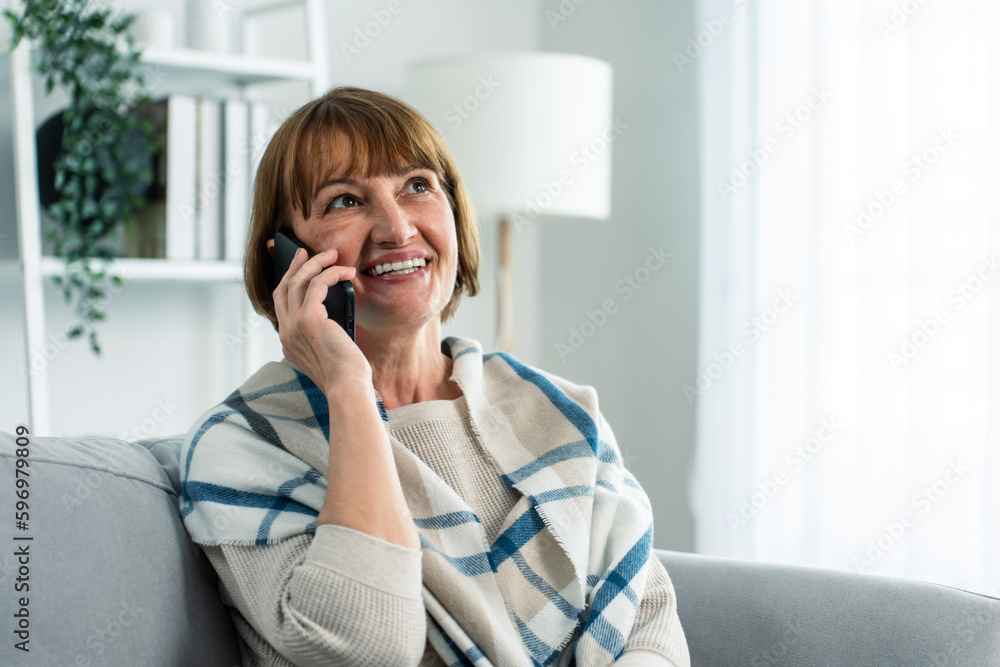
[273,230,356,341]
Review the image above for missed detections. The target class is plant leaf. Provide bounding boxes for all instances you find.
[9,0,153,357]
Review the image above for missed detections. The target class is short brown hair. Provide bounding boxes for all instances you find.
[244,86,481,329]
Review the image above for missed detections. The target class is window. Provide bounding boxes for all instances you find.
[693,0,998,594]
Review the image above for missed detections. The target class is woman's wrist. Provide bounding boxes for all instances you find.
[324,376,387,454]
[323,373,374,406]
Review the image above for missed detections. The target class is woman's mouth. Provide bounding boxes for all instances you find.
[363,258,428,277]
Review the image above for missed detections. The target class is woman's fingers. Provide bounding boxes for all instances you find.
[275,248,356,352]
[283,247,336,296]
[276,248,338,311]
[272,247,368,395]
[273,247,308,320]
[304,264,356,296]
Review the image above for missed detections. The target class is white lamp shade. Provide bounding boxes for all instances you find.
[407,52,613,221]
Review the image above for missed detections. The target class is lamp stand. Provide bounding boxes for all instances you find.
[497,215,514,352]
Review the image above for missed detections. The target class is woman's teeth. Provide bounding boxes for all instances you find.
[366,257,427,276]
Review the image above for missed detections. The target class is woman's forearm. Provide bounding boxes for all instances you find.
[317,379,421,551]
[205,527,427,666]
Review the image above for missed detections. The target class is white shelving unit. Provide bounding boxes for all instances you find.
[37,257,245,282]
[7,0,329,433]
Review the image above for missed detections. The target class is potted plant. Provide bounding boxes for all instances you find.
[5,0,158,354]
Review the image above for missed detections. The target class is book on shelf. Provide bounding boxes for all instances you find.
[166,95,198,259]
[126,95,271,263]
[128,95,197,259]
[196,97,223,260]
[223,98,251,262]
[249,101,273,193]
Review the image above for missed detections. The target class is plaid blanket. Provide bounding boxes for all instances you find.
[180,337,656,667]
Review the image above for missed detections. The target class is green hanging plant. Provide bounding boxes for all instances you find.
[5,0,158,354]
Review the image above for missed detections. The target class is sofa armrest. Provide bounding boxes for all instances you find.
[0,432,241,666]
[656,549,1000,667]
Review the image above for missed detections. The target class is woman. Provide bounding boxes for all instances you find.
[180,86,690,667]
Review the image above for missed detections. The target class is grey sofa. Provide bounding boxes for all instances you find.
[1,432,998,666]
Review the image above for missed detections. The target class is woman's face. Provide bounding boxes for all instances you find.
[287,136,458,333]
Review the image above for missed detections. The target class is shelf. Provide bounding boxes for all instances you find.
[37,257,243,282]
[27,46,317,100]
[139,47,316,90]
[7,0,326,433]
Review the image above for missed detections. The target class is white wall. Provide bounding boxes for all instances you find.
[536,0,700,551]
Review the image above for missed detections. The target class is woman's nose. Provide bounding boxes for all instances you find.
[369,199,416,246]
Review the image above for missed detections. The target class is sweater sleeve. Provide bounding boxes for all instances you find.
[202,523,427,667]
[615,554,691,666]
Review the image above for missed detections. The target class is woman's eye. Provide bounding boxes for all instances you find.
[327,194,360,211]
[406,178,429,194]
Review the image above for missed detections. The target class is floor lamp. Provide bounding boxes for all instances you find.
[407,52,613,352]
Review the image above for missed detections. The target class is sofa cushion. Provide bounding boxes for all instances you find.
[140,434,185,495]
[657,549,1000,667]
[0,431,242,666]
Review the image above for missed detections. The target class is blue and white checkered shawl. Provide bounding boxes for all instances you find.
[180,337,655,667]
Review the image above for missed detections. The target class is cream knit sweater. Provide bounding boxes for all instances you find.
[202,396,688,666]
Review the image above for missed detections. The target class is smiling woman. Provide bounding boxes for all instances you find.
[245,86,480,333]
[178,87,690,667]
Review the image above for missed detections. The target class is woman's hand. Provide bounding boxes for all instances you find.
[273,247,369,396]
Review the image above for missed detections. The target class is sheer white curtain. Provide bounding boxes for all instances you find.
[692,0,999,595]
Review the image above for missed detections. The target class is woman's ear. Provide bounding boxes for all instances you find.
[266,238,276,258]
